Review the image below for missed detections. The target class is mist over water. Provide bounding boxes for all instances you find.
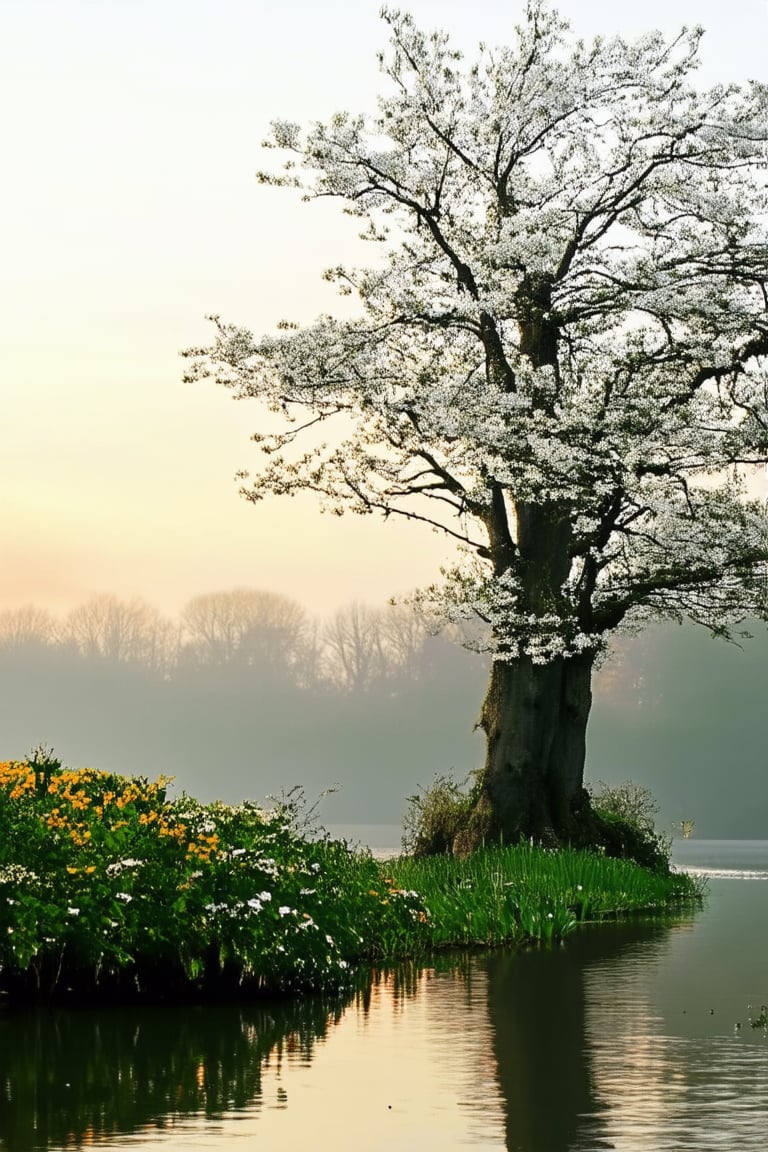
[0,592,766,835]
[588,621,768,839]
[0,593,487,824]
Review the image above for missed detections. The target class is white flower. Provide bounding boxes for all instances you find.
[67,907,80,916]
[0,864,38,883]
[278,906,293,916]
[116,892,132,903]
[106,858,143,876]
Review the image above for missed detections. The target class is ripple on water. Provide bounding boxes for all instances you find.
[581,1033,768,1151]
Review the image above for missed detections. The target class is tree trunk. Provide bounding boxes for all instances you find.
[478,650,594,844]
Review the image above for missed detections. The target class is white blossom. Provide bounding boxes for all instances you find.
[185,5,768,665]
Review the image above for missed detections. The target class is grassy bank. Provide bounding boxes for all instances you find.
[389,843,699,948]
[0,759,699,1003]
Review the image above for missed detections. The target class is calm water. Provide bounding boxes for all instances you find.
[2,840,768,1151]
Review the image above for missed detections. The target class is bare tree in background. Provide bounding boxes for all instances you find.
[0,605,57,650]
[379,603,428,678]
[322,602,388,691]
[180,588,308,675]
[63,595,179,673]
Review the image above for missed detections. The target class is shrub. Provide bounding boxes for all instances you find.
[401,772,478,857]
[586,780,672,872]
[0,757,431,1001]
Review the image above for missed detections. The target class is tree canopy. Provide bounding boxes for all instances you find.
[184,4,768,842]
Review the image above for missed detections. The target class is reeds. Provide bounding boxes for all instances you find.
[387,842,701,949]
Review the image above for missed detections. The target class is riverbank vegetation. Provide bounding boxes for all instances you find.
[0,755,699,1004]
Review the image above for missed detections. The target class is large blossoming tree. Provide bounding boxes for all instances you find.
[185,4,768,844]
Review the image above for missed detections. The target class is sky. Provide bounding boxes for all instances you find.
[2,0,767,621]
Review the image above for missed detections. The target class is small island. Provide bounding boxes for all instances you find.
[0,753,698,1006]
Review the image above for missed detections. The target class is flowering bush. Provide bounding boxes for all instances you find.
[0,758,428,1001]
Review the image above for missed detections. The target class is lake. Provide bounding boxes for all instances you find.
[2,839,768,1151]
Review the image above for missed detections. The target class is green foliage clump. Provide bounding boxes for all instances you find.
[0,757,428,1002]
[750,1005,768,1030]
[402,772,470,856]
[586,780,672,872]
[401,771,489,857]
[389,841,699,948]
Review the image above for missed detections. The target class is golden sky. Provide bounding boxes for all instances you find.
[2,0,765,621]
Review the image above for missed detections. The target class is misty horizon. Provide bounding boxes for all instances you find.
[1,587,766,840]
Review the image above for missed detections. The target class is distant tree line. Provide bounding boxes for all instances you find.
[0,588,654,704]
[0,590,492,820]
[0,590,488,694]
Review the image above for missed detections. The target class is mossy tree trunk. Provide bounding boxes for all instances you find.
[478,650,594,844]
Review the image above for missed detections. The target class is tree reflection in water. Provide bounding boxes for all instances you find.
[0,994,350,1151]
[484,920,675,1151]
[0,925,690,1152]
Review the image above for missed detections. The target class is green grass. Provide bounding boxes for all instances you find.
[387,843,701,949]
[0,757,701,1003]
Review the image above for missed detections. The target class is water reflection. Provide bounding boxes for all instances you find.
[484,920,676,1151]
[0,995,349,1151]
[4,886,768,1150]
[580,884,768,1151]
[484,886,768,1151]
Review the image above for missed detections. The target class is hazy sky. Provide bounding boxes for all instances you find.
[3,0,767,619]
